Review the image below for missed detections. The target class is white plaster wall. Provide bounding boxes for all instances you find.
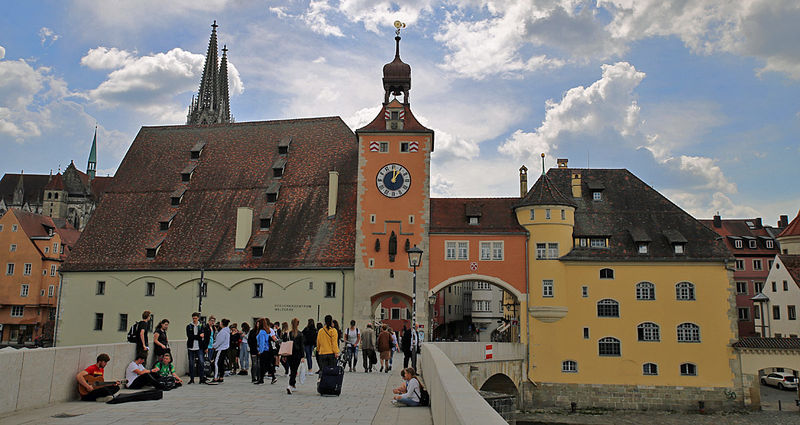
[761,256,800,337]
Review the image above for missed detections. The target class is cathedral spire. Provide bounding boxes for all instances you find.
[87,126,97,180]
[198,21,219,112]
[187,21,232,125]
[218,45,231,123]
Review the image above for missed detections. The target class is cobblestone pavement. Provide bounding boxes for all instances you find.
[1,365,430,425]
[515,409,800,425]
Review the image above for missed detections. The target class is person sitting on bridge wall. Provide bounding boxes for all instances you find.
[76,353,120,402]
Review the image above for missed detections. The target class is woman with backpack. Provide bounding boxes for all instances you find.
[392,367,426,407]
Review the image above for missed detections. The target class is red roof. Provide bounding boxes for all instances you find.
[699,218,779,255]
[11,210,79,256]
[778,210,800,238]
[43,173,65,190]
[431,198,525,234]
[356,103,433,134]
[779,254,800,287]
[63,117,357,271]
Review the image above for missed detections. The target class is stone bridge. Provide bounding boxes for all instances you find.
[431,342,526,398]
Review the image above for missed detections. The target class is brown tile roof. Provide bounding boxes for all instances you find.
[356,104,433,134]
[779,255,800,287]
[699,218,780,255]
[516,173,577,208]
[431,198,525,234]
[543,168,730,262]
[778,210,800,238]
[11,209,80,258]
[733,337,800,350]
[0,173,51,206]
[89,176,114,200]
[63,117,357,271]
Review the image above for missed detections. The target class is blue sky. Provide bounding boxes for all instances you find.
[1,1,798,224]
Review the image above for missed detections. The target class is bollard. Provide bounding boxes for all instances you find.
[779,400,782,411]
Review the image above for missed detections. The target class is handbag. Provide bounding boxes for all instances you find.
[298,361,308,385]
[278,340,294,356]
[369,349,378,365]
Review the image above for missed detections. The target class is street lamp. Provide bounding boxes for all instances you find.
[407,245,423,370]
[428,293,437,342]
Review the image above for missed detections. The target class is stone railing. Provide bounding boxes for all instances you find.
[420,343,508,425]
[0,340,189,416]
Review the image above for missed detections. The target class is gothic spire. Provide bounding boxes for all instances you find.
[87,126,97,180]
[218,45,231,123]
[198,20,219,112]
[187,20,232,125]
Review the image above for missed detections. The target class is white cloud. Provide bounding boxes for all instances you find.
[0,58,64,141]
[302,1,345,37]
[335,0,435,34]
[82,47,244,124]
[71,0,233,32]
[668,155,737,193]
[663,190,760,219]
[39,27,60,46]
[639,101,725,161]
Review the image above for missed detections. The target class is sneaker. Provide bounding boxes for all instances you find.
[97,395,114,403]
[307,371,315,376]
[187,379,194,385]
[271,376,278,384]
[286,386,292,395]
[380,366,383,372]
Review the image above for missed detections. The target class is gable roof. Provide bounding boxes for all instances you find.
[778,210,800,238]
[356,103,433,134]
[544,168,730,262]
[699,217,780,255]
[0,173,51,206]
[431,198,525,234]
[63,117,357,272]
[516,173,576,208]
[779,254,800,287]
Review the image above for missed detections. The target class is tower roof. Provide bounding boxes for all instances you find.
[88,127,97,163]
[382,35,411,104]
[515,173,576,208]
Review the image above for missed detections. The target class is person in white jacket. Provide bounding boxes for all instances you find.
[392,367,423,406]
[212,318,231,382]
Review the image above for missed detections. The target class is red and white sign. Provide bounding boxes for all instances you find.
[369,142,380,152]
[485,344,493,360]
[409,141,419,152]
[470,262,478,271]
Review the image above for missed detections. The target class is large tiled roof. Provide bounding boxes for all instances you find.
[544,168,730,262]
[698,218,779,256]
[0,173,51,206]
[431,198,525,234]
[778,210,800,238]
[63,117,357,272]
[733,337,800,350]
[779,255,800,287]
[516,173,576,208]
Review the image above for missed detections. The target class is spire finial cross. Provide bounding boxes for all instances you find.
[212,20,218,30]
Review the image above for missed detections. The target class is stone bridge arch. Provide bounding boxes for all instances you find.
[429,274,524,300]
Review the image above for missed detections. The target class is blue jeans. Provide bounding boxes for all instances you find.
[397,397,420,406]
[239,341,250,369]
[188,349,204,380]
[304,344,314,371]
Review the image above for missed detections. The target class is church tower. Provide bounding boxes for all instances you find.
[87,126,97,180]
[186,21,232,125]
[353,25,434,327]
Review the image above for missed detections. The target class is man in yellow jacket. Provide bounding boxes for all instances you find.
[316,314,340,370]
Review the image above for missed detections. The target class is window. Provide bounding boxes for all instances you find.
[579,238,587,247]
[734,239,743,249]
[637,322,660,341]
[0,224,3,231]
[753,259,762,271]
[581,286,588,297]
[536,243,546,259]
[480,242,491,260]
[542,280,554,297]
[50,265,56,276]
[636,282,655,300]
[445,241,457,260]
[597,299,620,317]
[638,243,648,254]
[379,142,389,152]
[400,142,409,152]
[677,323,701,342]
[529,209,535,220]
[599,268,614,279]
[9,244,16,252]
[547,243,559,259]
[94,313,104,331]
[583,327,589,339]
[468,216,479,225]
[788,305,796,320]
[473,300,490,312]
[748,239,757,249]
[545,209,551,219]
[784,280,789,291]
[590,238,607,248]
[266,192,277,202]
[643,363,658,376]
[44,247,49,254]
[755,282,764,293]
[12,224,18,232]
[198,282,207,298]
[738,308,750,321]
[675,282,695,300]
[766,240,774,249]
[20,284,29,297]
[145,281,155,296]
[754,306,761,319]
[273,167,283,178]
[560,209,566,220]
[325,282,336,298]
[253,283,263,298]
[680,363,697,376]
[735,260,744,270]
[308,281,314,290]
[96,281,106,295]
[48,285,54,297]
[457,242,468,260]
[259,218,271,229]
[492,242,503,260]
[562,360,578,373]
[448,305,452,315]
[118,314,128,332]
[409,215,414,224]
[736,281,748,295]
[592,191,602,201]
[390,308,401,320]
[674,244,684,254]
[474,281,491,290]
[776,333,783,338]
[773,305,781,320]
[598,337,621,356]
[11,305,24,317]
[772,281,777,292]
[54,242,59,252]
[23,263,31,276]
[6,263,14,275]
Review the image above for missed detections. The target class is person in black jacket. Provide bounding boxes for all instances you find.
[301,318,317,374]
[248,321,260,383]
[285,318,306,394]
[401,325,413,368]
[186,312,206,384]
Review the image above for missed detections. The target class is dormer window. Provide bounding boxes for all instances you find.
[766,240,774,249]
[638,243,649,254]
[674,244,685,254]
[266,192,277,203]
[260,218,271,229]
[590,238,607,248]
[592,191,602,201]
[391,111,399,120]
[468,216,479,225]
[145,238,164,259]
[748,239,757,249]
[252,234,268,257]
[385,104,405,131]
[664,229,687,256]
[190,141,206,159]
[278,137,292,155]
[734,239,743,249]
[272,157,287,178]
[587,181,605,201]
[181,164,197,182]
[170,188,186,206]
[159,212,176,231]
[266,181,281,203]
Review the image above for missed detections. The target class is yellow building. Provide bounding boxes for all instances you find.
[516,161,739,410]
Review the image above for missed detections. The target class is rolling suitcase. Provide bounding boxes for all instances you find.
[317,348,352,396]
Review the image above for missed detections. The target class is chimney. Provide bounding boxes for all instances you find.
[328,171,339,217]
[713,214,721,228]
[519,165,528,197]
[571,172,582,198]
[779,215,789,228]
[754,217,762,229]
[235,207,253,250]
[557,158,568,168]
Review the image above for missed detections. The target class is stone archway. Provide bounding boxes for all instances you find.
[370,291,413,330]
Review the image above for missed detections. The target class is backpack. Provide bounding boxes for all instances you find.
[126,323,139,343]
[414,379,430,406]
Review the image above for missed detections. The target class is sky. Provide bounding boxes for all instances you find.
[1,0,798,225]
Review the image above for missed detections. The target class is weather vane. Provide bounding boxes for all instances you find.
[394,20,406,36]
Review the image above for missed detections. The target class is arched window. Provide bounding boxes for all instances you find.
[561,360,578,373]
[680,362,697,376]
[597,299,619,317]
[635,282,655,300]
[677,323,701,342]
[637,322,660,341]
[600,268,614,279]
[675,282,695,300]
[642,363,658,375]
[598,337,621,356]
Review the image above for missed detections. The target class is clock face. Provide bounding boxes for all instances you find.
[376,163,411,198]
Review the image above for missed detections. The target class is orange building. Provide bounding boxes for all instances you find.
[0,209,79,345]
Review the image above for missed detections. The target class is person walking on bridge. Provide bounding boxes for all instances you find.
[361,322,376,373]
[316,314,340,370]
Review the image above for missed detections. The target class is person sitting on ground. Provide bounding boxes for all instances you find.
[77,353,120,401]
[392,369,408,395]
[126,354,165,390]
[392,367,423,407]
[153,352,183,388]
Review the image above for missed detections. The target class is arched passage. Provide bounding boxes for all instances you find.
[370,291,412,330]
[480,373,518,396]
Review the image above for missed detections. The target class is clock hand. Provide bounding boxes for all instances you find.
[391,169,399,183]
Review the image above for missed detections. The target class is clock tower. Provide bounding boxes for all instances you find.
[353,29,433,328]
